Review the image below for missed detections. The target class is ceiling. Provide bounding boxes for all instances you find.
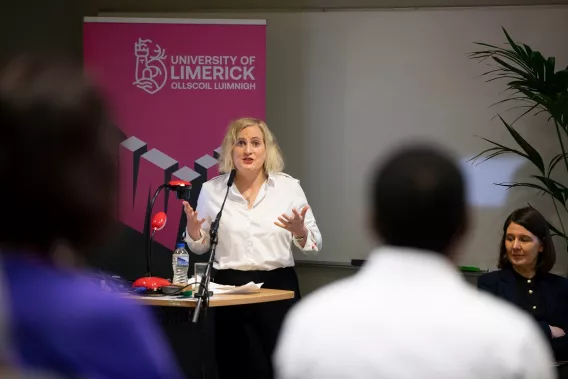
[91,0,568,13]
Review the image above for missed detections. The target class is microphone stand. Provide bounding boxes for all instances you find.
[192,171,235,324]
[145,184,167,276]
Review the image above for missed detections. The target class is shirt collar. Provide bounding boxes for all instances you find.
[223,171,277,186]
[510,267,539,282]
[359,245,465,285]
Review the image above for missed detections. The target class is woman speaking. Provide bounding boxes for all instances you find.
[183,117,322,379]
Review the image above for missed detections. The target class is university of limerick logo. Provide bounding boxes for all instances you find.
[133,38,168,94]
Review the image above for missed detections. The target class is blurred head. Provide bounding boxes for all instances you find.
[370,144,468,256]
[0,55,118,254]
[218,117,284,177]
[498,207,555,275]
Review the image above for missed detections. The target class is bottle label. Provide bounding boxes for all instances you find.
[176,256,189,267]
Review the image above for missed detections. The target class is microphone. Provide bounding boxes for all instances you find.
[211,169,236,232]
[227,168,237,187]
[151,211,167,231]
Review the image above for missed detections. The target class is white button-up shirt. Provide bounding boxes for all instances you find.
[185,172,322,271]
[274,246,556,379]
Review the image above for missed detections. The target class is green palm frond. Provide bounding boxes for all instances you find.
[470,28,568,251]
[531,176,568,209]
[548,153,568,176]
[469,27,568,130]
[470,115,545,174]
[528,203,568,240]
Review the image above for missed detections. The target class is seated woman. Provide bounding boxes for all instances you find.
[478,207,568,360]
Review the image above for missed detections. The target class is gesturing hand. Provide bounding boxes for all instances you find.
[275,205,310,238]
[550,325,566,338]
[183,201,205,241]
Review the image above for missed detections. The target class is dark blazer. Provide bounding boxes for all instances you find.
[478,268,568,360]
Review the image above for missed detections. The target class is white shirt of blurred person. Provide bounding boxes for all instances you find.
[274,145,555,379]
[183,117,322,379]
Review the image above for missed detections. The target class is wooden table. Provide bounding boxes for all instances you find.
[125,288,295,308]
[125,288,294,379]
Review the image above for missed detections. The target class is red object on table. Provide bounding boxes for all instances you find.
[132,276,171,291]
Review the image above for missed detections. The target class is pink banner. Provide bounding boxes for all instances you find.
[83,17,266,249]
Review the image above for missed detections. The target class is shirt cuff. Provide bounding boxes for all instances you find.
[293,228,319,252]
[185,229,205,246]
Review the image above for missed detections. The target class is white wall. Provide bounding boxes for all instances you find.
[103,6,568,274]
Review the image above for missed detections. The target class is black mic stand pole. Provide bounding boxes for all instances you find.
[192,170,235,324]
[191,220,218,324]
[192,196,227,324]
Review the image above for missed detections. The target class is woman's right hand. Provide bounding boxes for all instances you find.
[550,325,565,338]
[183,201,205,241]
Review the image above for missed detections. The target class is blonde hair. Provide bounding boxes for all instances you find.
[218,117,284,175]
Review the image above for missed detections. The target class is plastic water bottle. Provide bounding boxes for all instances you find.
[172,242,189,285]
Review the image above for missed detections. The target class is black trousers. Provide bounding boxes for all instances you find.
[558,363,568,379]
[212,267,300,379]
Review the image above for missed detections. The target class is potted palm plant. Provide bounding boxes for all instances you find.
[469,28,568,250]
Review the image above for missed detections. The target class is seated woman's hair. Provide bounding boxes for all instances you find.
[498,207,556,274]
[0,55,118,253]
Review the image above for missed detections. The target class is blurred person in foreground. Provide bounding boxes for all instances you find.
[274,144,555,379]
[478,207,568,362]
[0,55,183,378]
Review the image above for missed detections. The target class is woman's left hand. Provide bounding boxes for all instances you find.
[275,205,310,238]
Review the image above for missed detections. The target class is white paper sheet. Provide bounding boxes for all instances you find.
[212,281,264,295]
[186,277,263,295]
